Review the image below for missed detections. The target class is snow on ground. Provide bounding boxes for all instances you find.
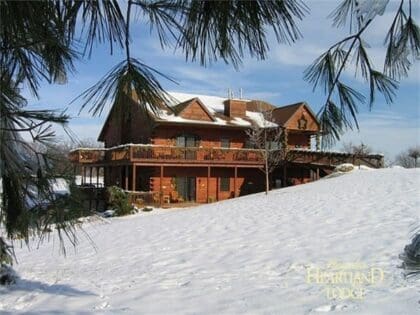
[1,168,419,314]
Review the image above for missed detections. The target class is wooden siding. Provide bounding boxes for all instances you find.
[179,100,213,121]
[284,105,319,132]
[152,125,248,149]
[288,133,311,149]
[149,167,264,203]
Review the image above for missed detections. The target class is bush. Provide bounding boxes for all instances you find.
[0,264,17,285]
[0,237,17,285]
[106,186,134,216]
[400,233,420,278]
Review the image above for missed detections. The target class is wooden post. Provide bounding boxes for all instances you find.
[89,167,93,185]
[207,166,210,203]
[125,165,129,190]
[234,167,237,197]
[96,166,99,187]
[132,165,136,192]
[316,167,320,180]
[316,133,320,151]
[83,166,86,185]
[160,165,163,206]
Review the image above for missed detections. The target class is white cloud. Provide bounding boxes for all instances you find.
[335,109,419,158]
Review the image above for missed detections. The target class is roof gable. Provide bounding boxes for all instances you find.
[272,102,320,131]
[173,98,215,122]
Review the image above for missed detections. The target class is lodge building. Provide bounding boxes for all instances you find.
[69,92,383,206]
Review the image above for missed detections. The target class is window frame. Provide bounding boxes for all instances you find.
[220,138,230,148]
[220,177,230,192]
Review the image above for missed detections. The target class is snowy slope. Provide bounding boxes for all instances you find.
[1,168,419,314]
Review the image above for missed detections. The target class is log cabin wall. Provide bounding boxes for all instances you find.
[149,166,264,203]
[288,133,311,149]
[178,100,214,121]
[151,125,249,148]
[286,106,319,132]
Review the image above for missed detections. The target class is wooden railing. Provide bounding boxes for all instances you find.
[69,145,264,165]
[288,149,384,168]
[69,146,384,169]
[69,149,106,164]
[130,146,263,164]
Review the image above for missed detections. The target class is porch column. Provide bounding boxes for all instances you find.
[316,167,320,180]
[316,133,321,151]
[132,165,136,192]
[125,165,129,190]
[207,166,210,203]
[234,167,238,197]
[118,166,122,188]
[96,167,99,187]
[83,166,86,185]
[160,165,164,206]
[89,167,93,184]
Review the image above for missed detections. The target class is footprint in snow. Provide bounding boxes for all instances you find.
[312,304,348,312]
[94,301,110,310]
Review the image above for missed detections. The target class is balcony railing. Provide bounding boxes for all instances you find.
[69,148,106,164]
[69,145,384,169]
[69,145,264,165]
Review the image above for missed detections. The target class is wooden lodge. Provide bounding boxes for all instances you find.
[69,92,384,207]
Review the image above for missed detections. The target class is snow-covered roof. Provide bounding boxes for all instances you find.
[168,92,236,114]
[152,91,276,128]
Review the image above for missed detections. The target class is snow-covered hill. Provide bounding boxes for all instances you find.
[1,168,419,314]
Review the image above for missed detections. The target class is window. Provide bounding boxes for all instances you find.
[176,134,199,147]
[265,140,277,150]
[244,140,254,149]
[221,138,230,148]
[220,177,230,191]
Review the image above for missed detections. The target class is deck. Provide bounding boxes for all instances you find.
[69,145,265,166]
[69,145,384,169]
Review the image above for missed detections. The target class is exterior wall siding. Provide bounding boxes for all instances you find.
[152,126,248,149]
[179,101,213,121]
[148,167,264,203]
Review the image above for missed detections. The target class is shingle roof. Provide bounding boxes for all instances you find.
[271,102,305,126]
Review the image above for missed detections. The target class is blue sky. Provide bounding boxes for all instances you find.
[23,1,419,160]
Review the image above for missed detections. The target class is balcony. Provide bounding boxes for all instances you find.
[69,145,384,169]
[69,144,265,166]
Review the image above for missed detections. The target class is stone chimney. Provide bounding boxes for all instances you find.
[224,99,247,118]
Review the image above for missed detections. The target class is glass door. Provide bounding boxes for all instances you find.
[176,177,196,202]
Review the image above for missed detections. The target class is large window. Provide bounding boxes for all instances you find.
[220,177,230,192]
[244,140,254,149]
[220,138,230,148]
[176,134,199,147]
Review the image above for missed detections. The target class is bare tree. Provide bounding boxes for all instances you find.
[395,146,420,168]
[342,142,372,155]
[246,110,286,194]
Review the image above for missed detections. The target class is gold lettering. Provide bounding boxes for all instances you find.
[306,267,320,283]
[370,268,384,284]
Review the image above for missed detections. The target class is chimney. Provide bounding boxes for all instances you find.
[224,99,247,118]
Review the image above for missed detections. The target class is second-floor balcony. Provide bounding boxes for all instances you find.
[69,144,384,169]
[69,144,265,166]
